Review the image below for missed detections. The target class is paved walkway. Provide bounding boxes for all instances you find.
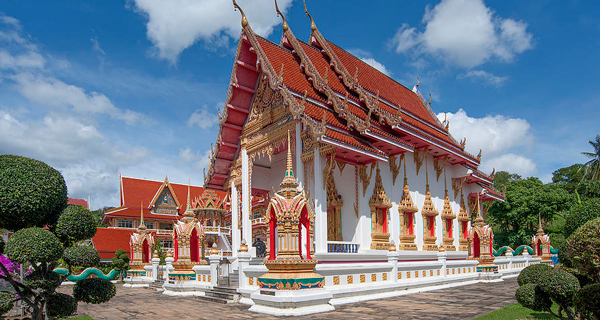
[62,278,518,320]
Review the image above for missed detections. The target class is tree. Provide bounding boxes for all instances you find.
[111,249,130,280]
[0,155,115,319]
[493,171,522,191]
[582,134,600,180]
[552,164,585,194]
[486,177,574,249]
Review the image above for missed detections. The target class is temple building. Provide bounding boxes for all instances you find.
[92,175,229,260]
[112,1,544,315]
[204,0,503,261]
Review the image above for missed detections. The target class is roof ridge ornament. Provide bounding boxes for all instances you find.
[274,0,289,32]
[303,0,317,32]
[232,0,248,28]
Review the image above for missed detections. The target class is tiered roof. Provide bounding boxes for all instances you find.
[204,1,497,200]
[103,176,226,222]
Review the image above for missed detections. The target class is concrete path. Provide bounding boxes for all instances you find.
[62,277,518,320]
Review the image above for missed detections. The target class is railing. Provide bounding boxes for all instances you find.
[219,250,233,257]
[156,229,172,235]
[251,217,266,225]
[204,226,231,234]
[327,241,360,253]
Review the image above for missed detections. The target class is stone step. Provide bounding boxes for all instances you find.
[196,295,230,304]
[212,286,239,294]
[205,291,236,300]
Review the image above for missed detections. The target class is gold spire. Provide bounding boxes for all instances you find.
[442,166,454,219]
[399,157,417,213]
[458,190,468,220]
[274,0,289,32]
[303,0,317,32]
[277,130,300,199]
[138,201,146,231]
[232,0,248,28]
[422,156,438,216]
[186,179,191,210]
[538,212,543,232]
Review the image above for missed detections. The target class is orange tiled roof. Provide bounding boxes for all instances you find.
[91,227,134,259]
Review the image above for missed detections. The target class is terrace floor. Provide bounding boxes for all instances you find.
[62,277,519,320]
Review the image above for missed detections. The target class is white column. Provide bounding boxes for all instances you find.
[238,241,251,289]
[241,145,253,255]
[151,255,160,281]
[387,245,399,283]
[295,121,304,188]
[209,249,220,287]
[231,181,240,258]
[390,202,400,247]
[313,148,328,254]
[415,197,424,250]
[438,250,448,277]
[164,255,174,281]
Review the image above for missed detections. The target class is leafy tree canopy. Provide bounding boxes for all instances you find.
[487,176,574,249]
[493,171,522,190]
[552,164,585,194]
[0,155,67,231]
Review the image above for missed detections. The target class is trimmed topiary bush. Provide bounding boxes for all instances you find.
[73,278,116,304]
[517,264,552,286]
[63,246,100,268]
[565,217,600,283]
[46,292,77,318]
[5,227,63,264]
[574,283,600,319]
[0,155,67,231]
[54,205,98,247]
[0,291,14,316]
[515,283,552,312]
[538,268,580,305]
[24,270,61,291]
[564,199,600,237]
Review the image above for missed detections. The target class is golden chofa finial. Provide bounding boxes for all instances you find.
[274,0,289,32]
[232,0,248,28]
[303,0,317,32]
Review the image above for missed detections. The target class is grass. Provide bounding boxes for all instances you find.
[60,316,95,320]
[475,303,560,320]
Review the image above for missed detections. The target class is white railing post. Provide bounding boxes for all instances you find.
[238,240,251,289]
[438,249,448,278]
[164,253,174,281]
[151,253,160,281]
[387,241,399,283]
[209,244,220,287]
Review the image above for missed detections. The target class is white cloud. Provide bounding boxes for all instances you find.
[0,50,45,70]
[13,73,143,125]
[390,0,533,68]
[482,153,537,177]
[437,109,536,175]
[360,58,392,76]
[90,37,105,56]
[187,106,219,129]
[131,0,293,62]
[457,70,508,87]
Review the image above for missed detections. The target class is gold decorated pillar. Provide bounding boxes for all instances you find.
[369,163,392,250]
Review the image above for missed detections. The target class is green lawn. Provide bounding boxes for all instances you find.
[475,303,560,320]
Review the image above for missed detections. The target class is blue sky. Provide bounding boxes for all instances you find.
[1,0,598,209]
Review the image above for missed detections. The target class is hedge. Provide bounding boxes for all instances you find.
[538,268,580,304]
[46,292,77,318]
[0,155,67,231]
[515,283,551,312]
[63,246,100,268]
[517,264,552,286]
[564,217,600,283]
[5,227,63,264]
[73,278,116,304]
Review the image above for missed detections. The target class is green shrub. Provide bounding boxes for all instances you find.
[46,292,77,318]
[538,268,580,304]
[24,270,62,291]
[0,155,67,231]
[517,264,552,286]
[63,245,100,268]
[564,199,600,237]
[515,283,552,312]
[574,283,600,319]
[73,278,116,304]
[6,227,63,264]
[565,217,600,283]
[54,205,98,246]
[0,291,14,316]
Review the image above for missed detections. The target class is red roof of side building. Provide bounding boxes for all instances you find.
[68,198,88,208]
[91,227,134,259]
